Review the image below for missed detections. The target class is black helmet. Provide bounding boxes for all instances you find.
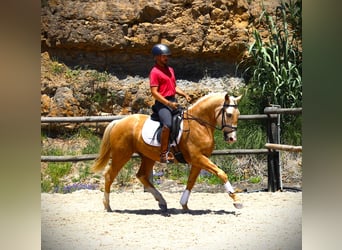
[151,44,171,56]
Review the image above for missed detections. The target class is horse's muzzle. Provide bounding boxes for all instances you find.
[224,132,236,143]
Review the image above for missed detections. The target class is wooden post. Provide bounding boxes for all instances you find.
[264,106,282,192]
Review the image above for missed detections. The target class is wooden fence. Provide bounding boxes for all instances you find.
[41,106,302,192]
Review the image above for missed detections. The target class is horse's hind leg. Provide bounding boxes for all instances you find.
[180,165,201,211]
[136,156,168,215]
[103,154,132,212]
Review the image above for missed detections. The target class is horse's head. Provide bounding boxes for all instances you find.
[217,94,242,144]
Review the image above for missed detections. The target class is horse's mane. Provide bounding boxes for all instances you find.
[188,92,225,110]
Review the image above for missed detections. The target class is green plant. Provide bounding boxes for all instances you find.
[165,163,189,185]
[72,163,93,183]
[50,59,65,75]
[41,178,52,193]
[198,173,221,185]
[92,92,107,106]
[41,147,64,156]
[211,155,242,183]
[116,159,137,186]
[74,126,93,139]
[82,134,101,154]
[46,162,72,190]
[249,176,262,184]
[214,121,265,151]
[90,70,110,83]
[238,0,302,109]
[65,67,81,80]
[235,0,302,146]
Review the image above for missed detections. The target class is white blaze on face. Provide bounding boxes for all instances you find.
[225,97,239,143]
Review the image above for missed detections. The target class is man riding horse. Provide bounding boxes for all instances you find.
[149,44,192,163]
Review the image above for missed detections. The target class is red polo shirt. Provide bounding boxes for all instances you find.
[149,64,176,97]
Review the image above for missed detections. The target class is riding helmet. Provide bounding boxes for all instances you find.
[151,44,171,56]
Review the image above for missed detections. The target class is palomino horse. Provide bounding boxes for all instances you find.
[92,93,243,215]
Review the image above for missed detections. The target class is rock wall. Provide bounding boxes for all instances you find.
[41,0,282,121]
[41,0,280,78]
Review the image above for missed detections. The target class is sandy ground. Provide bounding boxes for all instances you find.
[41,188,302,250]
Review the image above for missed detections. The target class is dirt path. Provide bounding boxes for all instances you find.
[41,189,301,250]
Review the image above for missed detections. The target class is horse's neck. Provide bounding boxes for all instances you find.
[189,95,223,123]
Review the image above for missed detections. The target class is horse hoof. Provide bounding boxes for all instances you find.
[105,207,113,212]
[182,204,189,211]
[159,204,168,213]
[233,203,243,209]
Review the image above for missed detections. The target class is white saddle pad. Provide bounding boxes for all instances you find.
[141,118,183,147]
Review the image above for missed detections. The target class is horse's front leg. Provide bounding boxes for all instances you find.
[136,156,169,216]
[180,165,201,211]
[193,155,243,209]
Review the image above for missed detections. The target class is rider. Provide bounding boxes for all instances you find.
[149,44,191,163]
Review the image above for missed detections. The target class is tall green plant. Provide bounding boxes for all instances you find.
[239,0,302,109]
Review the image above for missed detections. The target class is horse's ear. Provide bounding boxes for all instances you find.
[225,94,242,103]
[235,95,242,103]
[225,94,230,102]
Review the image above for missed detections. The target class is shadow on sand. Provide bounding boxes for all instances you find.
[111,208,237,216]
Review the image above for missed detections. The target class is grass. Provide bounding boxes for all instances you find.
[249,176,262,184]
[116,159,138,186]
[42,162,72,192]
[50,60,64,75]
[164,163,190,185]
[41,127,102,193]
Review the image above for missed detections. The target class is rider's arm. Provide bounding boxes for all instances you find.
[175,86,191,103]
[151,86,178,110]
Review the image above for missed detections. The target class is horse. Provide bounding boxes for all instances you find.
[91,92,243,215]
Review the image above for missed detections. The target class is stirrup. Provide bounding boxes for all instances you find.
[160,151,174,163]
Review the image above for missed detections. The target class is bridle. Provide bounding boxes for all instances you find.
[184,102,238,134]
[219,103,238,133]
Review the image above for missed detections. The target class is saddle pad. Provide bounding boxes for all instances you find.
[141,118,183,147]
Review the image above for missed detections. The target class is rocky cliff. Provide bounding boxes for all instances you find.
[41,0,281,119]
[41,0,280,75]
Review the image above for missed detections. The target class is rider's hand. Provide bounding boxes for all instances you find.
[185,94,192,103]
[168,101,179,110]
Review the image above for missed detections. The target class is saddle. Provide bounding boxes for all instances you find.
[142,107,187,163]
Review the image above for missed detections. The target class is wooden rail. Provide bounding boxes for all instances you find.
[41,149,270,162]
[265,143,302,152]
[41,106,302,192]
[40,114,272,123]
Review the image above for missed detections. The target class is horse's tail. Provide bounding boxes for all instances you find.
[91,120,117,173]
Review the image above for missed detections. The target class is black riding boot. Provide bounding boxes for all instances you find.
[160,126,174,163]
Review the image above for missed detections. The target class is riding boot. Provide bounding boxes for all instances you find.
[160,126,174,163]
